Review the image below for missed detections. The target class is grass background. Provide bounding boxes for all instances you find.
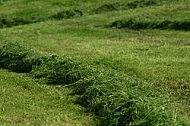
[0,0,190,125]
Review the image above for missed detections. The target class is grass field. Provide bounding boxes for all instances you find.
[0,0,190,125]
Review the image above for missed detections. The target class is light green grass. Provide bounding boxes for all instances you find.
[0,0,133,19]
[0,69,95,126]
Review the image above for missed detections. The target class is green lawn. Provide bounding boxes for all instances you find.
[0,0,190,125]
[0,69,94,126]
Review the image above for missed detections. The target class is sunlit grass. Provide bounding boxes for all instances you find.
[0,69,95,126]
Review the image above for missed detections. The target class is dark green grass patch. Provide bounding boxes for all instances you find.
[0,42,42,73]
[0,42,188,126]
[31,55,91,85]
[108,19,190,31]
[50,10,83,20]
[0,16,46,28]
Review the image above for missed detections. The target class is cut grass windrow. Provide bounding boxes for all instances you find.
[108,19,190,31]
[0,42,188,126]
[0,9,84,29]
[1,0,189,31]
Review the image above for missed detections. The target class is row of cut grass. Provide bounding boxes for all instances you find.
[1,0,189,31]
[0,42,189,125]
[108,19,190,31]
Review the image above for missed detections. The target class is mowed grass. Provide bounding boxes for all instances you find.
[0,20,190,124]
[0,69,95,126]
[0,0,190,125]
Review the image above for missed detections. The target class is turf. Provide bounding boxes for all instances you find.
[0,69,95,126]
[0,0,190,125]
